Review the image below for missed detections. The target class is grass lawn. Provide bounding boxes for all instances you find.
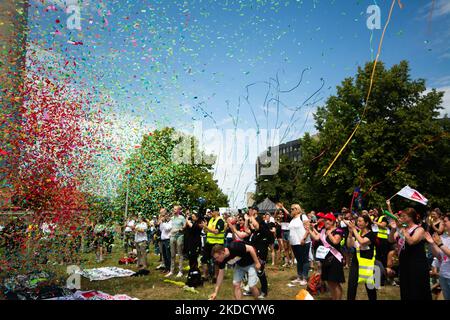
[38,244,400,300]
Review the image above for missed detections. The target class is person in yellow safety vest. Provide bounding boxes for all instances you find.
[345,214,377,300]
[373,205,390,270]
[201,207,225,282]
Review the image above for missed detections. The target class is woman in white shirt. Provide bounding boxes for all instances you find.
[288,204,311,286]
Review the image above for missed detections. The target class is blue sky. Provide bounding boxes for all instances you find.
[28,0,450,208]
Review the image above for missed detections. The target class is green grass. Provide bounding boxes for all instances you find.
[26,245,400,300]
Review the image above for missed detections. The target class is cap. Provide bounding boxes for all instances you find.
[317,212,326,218]
[324,213,336,221]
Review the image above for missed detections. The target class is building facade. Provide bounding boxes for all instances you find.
[255,138,301,179]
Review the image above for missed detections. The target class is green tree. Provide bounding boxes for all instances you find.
[116,127,228,216]
[256,61,450,211]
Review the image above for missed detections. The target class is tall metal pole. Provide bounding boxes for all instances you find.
[124,173,129,220]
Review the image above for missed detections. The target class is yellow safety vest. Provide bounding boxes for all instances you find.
[376,216,388,239]
[356,233,376,284]
[206,217,225,245]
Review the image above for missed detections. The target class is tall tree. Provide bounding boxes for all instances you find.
[256,61,449,211]
[117,127,228,217]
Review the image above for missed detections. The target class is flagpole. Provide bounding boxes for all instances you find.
[387,193,397,202]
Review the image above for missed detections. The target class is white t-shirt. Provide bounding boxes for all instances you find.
[135,222,148,243]
[160,221,172,240]
[124,219,135,233]
[288,215,310,245]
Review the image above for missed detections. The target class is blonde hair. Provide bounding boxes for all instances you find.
[292,204,303,213]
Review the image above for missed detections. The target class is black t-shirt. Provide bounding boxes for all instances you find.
[218,241,254,269]
[275,222,282,238]
[249,216,273,259]
[215,219,225,232]
[353,230,376,260]
[185,220,203,250]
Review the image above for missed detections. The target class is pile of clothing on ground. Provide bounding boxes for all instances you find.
[78,267,135,281]
[1,271,139,300]
[119,252,137,265]
[46,290,138,300]
[1,271,72,300]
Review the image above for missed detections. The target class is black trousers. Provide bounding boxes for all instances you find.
[188,251,200,270]
[347,257,377,300]
[257,250,269,295]
[376,237,390,268]
[257,260,268,295]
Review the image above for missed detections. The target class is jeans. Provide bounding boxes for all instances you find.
[440,275,450,300]
[161,239,171,271]
[170,234,184,273]
[292,243,311,279]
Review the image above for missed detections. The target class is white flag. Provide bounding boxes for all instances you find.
[396,186,428,205]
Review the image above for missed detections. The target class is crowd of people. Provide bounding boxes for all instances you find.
[117,201,449,300]
[1,201,449,301]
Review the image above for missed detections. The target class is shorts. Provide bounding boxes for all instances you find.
[233,264,258,287]
[282,230,290,242]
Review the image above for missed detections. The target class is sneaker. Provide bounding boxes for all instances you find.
[176,271,183,278]
[291,278,302,284]
[243,291,253,296]
[155,264,165,270]
[243,284,250,292]
[299,280,308,286]
[165,272,173,277]
[258,293,266,300]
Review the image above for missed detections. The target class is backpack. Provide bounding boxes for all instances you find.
[307,272,325,296]
[185,268,203,288]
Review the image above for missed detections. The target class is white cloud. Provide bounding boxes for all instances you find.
[438,86,450,117]
[434,0,450,17]
[428,86,450,117]
[419,0,450,19]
